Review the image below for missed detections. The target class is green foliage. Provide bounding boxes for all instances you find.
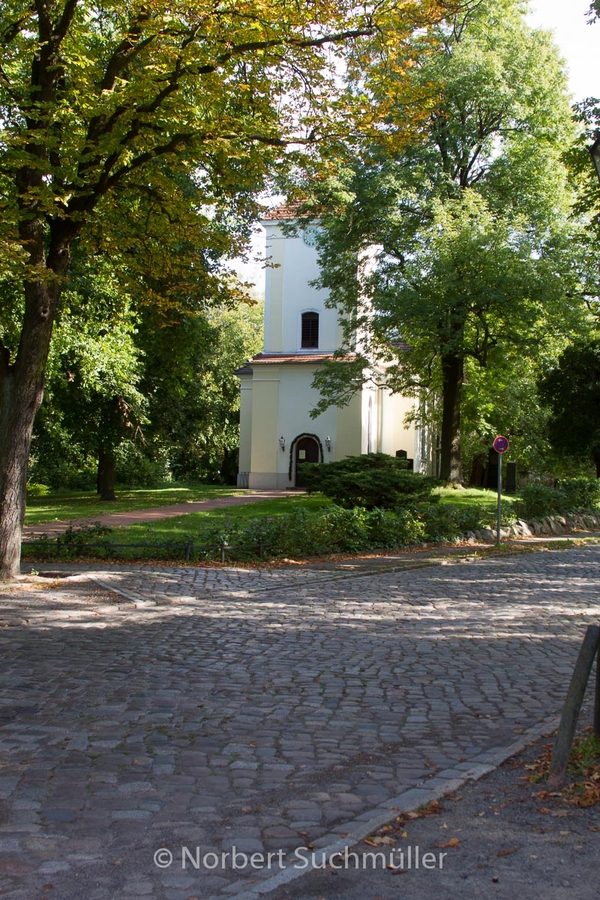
[25,483,50,499]
[138,301,263,484]
[23,494,519,563]
[298,0,588,483]
[113,446,169,488]
[366,507,426,548]
[29,428,97,490]
[558,478,600,511]
[515,485,569,519]
[187,504,427,558]
[1,0,449,575]
[28,479,600,564]
[302,453,439,509]
[29,258,263,489]
[61,523,113,552]
[30,254,146,491]
[539,338,600,477]
[418,503,480,542]
[515,479,600,519]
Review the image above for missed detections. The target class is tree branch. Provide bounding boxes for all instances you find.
[0,14,29,46]
[54,0,80,43]
[0,338,11,379]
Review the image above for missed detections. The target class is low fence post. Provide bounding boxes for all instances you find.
[185,540,193,563]
[595,642,600,739]
[547,624,600,787]
[220,540,227,564]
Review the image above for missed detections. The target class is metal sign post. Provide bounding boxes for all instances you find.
[493,436,510,546]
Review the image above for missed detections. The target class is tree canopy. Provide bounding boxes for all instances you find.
[0,0,450,579]
[540,337,600,477]
[297,0,589,482]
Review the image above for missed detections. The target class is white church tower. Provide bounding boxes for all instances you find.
[236,206,422,489]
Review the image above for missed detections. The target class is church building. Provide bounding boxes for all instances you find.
[235,206,424,489]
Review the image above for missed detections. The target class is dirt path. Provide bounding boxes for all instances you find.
[22,489,295,537]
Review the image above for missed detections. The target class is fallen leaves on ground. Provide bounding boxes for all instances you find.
[524,729,600,808]
[366,799,442,846]
[436,836,460,849]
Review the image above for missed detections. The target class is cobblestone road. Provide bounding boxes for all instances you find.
[1,546,600,900]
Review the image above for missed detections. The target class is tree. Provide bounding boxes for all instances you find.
[460,352,553,483]
[0,0,449,579]
[136,300,264,484]
[298,0,585,482]
[33,296,263,492]
[33,255,146,499]
[539,338,600,477]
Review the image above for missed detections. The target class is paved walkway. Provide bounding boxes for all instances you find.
[22,491,294,537]
[1,546,600,899]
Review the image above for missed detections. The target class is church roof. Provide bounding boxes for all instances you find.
[260,201,308,221]
[250,352,338,363]
[235,352,356,375]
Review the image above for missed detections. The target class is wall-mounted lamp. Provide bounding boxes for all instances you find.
[325,436,332,453]
[279,436,286,452]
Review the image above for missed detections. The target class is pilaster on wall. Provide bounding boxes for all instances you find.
[250,370,280,476]
[238,378,253,475]
[336,393,362,459]
[264,228,285,353]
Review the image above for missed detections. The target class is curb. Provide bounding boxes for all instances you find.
[87,573,160,607]
[220,716,559,900]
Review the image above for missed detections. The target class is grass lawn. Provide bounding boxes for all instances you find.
[436,485,517,516]
[21,485,516,565]
[24,484,246,525]
[22,492,331,563]
[87,493,332,543]
[25,481,514,528]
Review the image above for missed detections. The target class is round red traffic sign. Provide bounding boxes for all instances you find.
[493,435,510,454]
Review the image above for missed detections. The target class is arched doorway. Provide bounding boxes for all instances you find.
[295,435,320,487]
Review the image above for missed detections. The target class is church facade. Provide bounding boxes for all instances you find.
[236,207,425,489]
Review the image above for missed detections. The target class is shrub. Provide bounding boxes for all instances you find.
[302,453,439,509]
[194,505,426,560]
[248,506,373,556]
[514,484,569,519]
[515,479,600,520]
[60,523,113,555]
[114,445,169,487]
[556,478,600,512]
[26,482,51,498]
[367,507,426,548]
[419,504,478,542]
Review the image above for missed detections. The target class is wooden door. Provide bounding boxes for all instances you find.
[295,437,319,487]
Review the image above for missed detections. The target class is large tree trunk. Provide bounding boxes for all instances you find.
[97,449,117,501]
[0,282,59,579]
[0,219,73,580]
[439,353,464,483]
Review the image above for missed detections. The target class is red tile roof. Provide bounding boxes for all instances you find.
[250,352,338,364]
[260,201,308,221]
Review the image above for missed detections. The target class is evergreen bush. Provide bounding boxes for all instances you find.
[302,453,439,509]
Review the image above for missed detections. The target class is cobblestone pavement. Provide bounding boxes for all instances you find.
[1,546,600,900]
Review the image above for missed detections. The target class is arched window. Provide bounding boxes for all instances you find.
[301,312,319,349]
